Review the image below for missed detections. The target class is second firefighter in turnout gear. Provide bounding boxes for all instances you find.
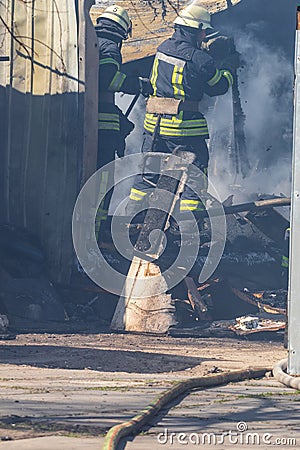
[95,4,152,241]
[126,2,236,234]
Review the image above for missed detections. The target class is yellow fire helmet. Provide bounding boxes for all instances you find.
[174,3,213,30]
[98,4,132,38]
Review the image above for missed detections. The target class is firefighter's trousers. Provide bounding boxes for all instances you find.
[126,132,209,219]
[95,130,121,240]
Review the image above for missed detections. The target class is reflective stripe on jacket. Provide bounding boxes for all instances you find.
[98,33,140,132]
[144,27,233,139]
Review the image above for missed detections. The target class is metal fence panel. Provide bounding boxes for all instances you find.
[0,0,98,282]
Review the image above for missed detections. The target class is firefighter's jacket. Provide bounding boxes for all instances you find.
[98,32,140,136]
[144,27,234,139]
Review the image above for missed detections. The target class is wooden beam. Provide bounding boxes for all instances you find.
[184,277,212,321]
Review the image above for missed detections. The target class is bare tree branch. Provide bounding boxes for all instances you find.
[0,13,31,57]
[143,0,181,20]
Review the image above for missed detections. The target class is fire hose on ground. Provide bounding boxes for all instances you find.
[273,359,300,390]
[102,195,293,450]
[102,361,300,450]
[102,367,269,450]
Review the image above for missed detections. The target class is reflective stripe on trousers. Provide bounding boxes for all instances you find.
[98,112,120,132]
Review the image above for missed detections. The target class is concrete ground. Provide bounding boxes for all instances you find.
[0,333,299,449]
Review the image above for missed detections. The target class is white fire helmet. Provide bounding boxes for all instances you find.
[98,4,132,38]
[174,2,213,31]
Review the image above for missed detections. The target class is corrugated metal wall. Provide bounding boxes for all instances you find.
[0,0,98,282]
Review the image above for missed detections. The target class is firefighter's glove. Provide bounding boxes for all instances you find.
[204,35,241,69]
[138,77,154,97]
[204,35,235,59]
[221,51,241,72]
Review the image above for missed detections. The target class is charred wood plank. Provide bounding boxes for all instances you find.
[245,208,289,244]
[169,321,236,339]
[184,277,212,321]
[193,197,291,220]
[197,278,220,292]
[230,286,259,307]
[120,198,291,226]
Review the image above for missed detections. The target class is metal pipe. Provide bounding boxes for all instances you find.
[192,196,291,221]
[124,93,140,118]
[118,197,290,226]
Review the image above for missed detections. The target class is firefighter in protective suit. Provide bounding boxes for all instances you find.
[126,3,238,236]
[95,5,153,240]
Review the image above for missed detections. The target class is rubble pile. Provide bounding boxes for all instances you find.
[0,192,289,339]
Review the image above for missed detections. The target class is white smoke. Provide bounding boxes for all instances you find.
[111,24,294,213]
[207,27,293,204]
[109,94,146,214]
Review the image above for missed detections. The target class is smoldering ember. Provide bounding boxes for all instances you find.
[0,1,299,449]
